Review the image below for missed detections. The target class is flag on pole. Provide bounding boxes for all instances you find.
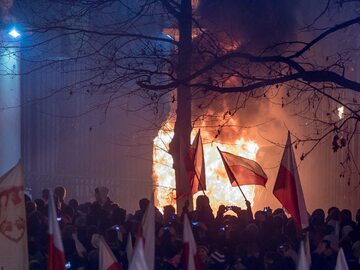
[99,236,123,270]
[335,248,349,270]
[128,238,149,270]
[273,132,309,230]
[48,191,66,270]
[185,130,206,194]
[297,241,309,270]
[183,214,201,270]
[0,161,28,270]
[217,147,268,187]
[137,196,155,270]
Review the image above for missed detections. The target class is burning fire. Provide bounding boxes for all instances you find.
[153,121,260,213]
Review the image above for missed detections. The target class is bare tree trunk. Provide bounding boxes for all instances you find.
[169,0,193,213]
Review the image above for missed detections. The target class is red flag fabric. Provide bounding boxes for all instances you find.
[217,147,268,187]
[0,161,29,270]
[183,214,202,270]
[273,132,309,230]
[99,237,123,270]
[48,192,66,270]
[185,130,206,194]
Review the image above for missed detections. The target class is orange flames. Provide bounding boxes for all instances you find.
[153,121,259,213]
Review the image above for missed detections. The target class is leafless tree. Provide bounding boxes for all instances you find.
[6,0,360,210]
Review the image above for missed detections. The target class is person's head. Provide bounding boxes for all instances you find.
[95,186,109,204]
[41,188,50,202]
[311,209,325,223]
[327,207,340,221]
[139,198,150,212]
[196,195,210,211]
[68,199,79,211]
[198,245,210,263]
[163,205,176,223]
[34,199,45,213]
[340,209,353,224]
[112,207,126,225]
[54,186,66,202]
[356,209,360,223]
[26,201,37,214]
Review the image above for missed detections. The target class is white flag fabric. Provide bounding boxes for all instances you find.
[0,161,29,270]
[297,241,309,270]
[140,196,155,270]
[128,239,149,270]
[99,237,123,270]
[183,214,201,270]
[48,191,66,270]
[335,248,349,270]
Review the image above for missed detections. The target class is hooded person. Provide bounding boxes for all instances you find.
[95,186,113,211]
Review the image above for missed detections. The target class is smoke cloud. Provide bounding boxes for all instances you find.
[197,0,300,50]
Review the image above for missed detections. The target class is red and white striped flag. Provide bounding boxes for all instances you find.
[0,162,28,270]
[99,237,123,270]
[183,214,201,270]
[48,192,66,270]
[273,132,309,230]
[218,147,268,187]
[185,130,206,194]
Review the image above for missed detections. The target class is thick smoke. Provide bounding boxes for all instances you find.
[197,0,300,50]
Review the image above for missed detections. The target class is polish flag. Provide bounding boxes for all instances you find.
[218,147,267,187]
[99,237,123,270]
[183,214,201,270]
[185,130,206,194]
[335,248,349,270]
[128,238,149,270]
[48,193,66,270]
[136,196,155,270]
[273,132,309,230]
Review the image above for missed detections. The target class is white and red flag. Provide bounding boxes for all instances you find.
[335,248,349,270]
[136,195,155,270]
[183,214,201,270]
[48,191,66,270]
[0,161,28,270]
[217,147,268,187]
[273,132,309,230]
[99,236,123,270]
[128,238,149,270]
[185,130,206,194]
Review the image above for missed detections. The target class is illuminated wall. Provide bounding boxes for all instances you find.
[0,39,21,176]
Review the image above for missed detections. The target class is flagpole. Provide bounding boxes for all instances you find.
[196,173,206,196]
[234,178,248,202]
[217,146,248,202]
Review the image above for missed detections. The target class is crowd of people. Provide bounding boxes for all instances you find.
[26,186,360,270]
